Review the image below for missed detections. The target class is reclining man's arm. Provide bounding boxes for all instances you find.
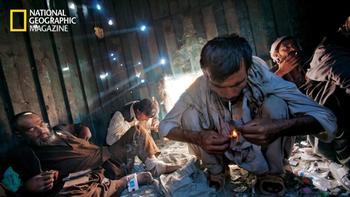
[53,124,92,141]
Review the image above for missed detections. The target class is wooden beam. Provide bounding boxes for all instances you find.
[78,0,111,144]
[167,0,180,15]
[223,0,240,34]
[22,0,69,126]
[0,1,41,117]
[202,5,218,40]
[162,18,177,75]
[68,0,101,119]
[153,19,172,75]
[188,0,200,8]
[148,0,170,20]
[177,0,190,12]
[234,0,256,55]
[246,0,276,60]
[0,58,12,139]
[50,0,88,123]
[102,0,132,109]
[190,7,206,39]
[132,0,160,99]
[213,1,228,36]
[271,0,291,37]
[114,0,145,100]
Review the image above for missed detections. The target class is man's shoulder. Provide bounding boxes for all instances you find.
[181,76,208,101]
[248,56,275,84]
[184,76,206,94]
[110,110,123,118]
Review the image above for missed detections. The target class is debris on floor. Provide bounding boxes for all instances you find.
[121,138,350,196]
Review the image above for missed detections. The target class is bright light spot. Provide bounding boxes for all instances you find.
[108,19,113,26]
[62,66,70,71]
[112,57,117,61]
[160,58,166,65]
[138,61,141,65]
[116,87,119,90]
[135,72,141,78]
[141,79,145,83]
[140,25,146,32]
[110,53,114,57]
[68,2,76,10]
[82,5,88,16]
[96,3,101,10]
[120,63,123,66]
[164,72,201,109]
[100,72,109,79]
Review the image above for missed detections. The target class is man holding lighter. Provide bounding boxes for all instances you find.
[159,34,336,194]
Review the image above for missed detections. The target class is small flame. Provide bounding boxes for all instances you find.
[230,129,238,139]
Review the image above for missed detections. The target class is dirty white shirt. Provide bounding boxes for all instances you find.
[106,103,154,145]
[106,103,138,145]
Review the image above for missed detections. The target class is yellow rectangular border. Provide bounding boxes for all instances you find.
[10,9,27,32]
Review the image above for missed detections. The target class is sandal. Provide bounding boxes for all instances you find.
[256,174,286,196]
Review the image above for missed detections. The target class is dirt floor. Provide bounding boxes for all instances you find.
[121,137,350,196]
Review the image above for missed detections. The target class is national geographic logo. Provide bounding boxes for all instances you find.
[10,9,27,32]
[10,9,77,32]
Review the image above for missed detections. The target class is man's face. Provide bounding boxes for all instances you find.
[135,110,151,121]
[276,39,299,63]
[17,114,52,145]
[206,65,248,103]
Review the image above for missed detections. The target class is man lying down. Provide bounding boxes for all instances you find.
[5,111,179,196]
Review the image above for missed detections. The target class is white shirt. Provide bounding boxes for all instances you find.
[106,103,138,145]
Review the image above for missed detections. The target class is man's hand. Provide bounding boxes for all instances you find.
[24,170,58,192]
[198,130,230,154]
[276,53,302,77]
[150,118,160,132]
[166,127,230,154]
[78,126,92,141]
[236,118,285,145]
[209,173,225,190]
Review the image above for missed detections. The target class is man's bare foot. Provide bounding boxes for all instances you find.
[135,172,153,185]
[164,163,181,174]
[145,157,181,176]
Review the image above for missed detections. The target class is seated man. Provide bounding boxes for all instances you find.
[7,111,155,196]
[270,18,350,191]
[107,98,178,176]
[159,34,337,195]
[304,16,350,190]
[269,36,308,89]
